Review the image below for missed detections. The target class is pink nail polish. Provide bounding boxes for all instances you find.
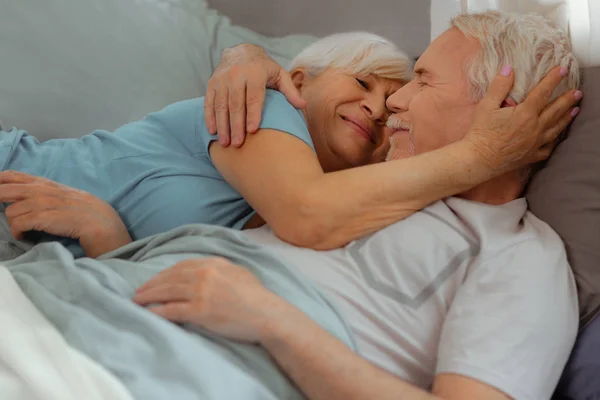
[574,90,583,101]
[500,65,512,77]
[571,107,580,117]
[560,67,569,77]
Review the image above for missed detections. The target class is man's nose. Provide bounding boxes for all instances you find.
[386,82,414,113]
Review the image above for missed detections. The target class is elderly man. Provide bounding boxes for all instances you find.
[133,10,582,400]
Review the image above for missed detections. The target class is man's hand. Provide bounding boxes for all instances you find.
[133,257,284,343]
[465,65,583,173]
[204,44,307,147]
[133,257,513,400]
[0,171,132,257]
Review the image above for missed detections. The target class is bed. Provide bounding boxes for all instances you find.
[0,0,599,399]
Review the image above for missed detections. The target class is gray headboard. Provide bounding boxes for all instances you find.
[206,0,431,59]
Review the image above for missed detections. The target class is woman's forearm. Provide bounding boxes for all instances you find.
[292,139,488,249]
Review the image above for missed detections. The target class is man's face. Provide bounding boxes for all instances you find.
[385,28,482,161]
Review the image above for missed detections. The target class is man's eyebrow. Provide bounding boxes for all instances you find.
[414,67,433,77]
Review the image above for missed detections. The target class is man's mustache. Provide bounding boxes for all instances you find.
[386,115,413,132]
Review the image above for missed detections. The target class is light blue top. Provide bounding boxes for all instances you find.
[0,90,314,254]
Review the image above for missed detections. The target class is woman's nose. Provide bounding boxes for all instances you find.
[361,98,389,125]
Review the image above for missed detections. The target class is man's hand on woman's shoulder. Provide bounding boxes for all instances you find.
[204,44,306,148]
[0,171,132,258]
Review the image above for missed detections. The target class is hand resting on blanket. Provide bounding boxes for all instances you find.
[133,257,286,343]
[0,171,132,257]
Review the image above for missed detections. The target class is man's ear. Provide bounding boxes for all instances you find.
[501,97,517,107]
[290,68,309,92]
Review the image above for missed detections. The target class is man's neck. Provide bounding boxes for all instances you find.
[457,171,525,205]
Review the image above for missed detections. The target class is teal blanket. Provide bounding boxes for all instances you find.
[3,224,356,400]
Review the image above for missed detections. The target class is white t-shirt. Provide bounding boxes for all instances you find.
[245,197,578,400]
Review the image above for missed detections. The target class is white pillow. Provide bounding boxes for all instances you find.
[430,0,599,68]
[0,0,315,140]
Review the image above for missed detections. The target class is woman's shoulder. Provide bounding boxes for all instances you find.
[263,89,301,114]
[260,90,314,151]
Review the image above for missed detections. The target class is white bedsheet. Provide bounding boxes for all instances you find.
[0,266,134,400]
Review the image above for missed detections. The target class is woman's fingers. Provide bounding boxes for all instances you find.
[522,66,569,114]
[4,198,48,221]
[542,111,577,149]
[8,209,68,240]
[477,65,515,112]
[0,170,40,184]
[538,89,583,131]
[0,183,55,203]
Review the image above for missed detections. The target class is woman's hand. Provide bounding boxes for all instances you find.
[204,44,306,147]
[464,65,583,173]
[133,257,288,343]
[0,171,132,257]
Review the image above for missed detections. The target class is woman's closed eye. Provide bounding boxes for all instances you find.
[356,78,370,90]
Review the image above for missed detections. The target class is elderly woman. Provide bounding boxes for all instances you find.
[0,32,577,257]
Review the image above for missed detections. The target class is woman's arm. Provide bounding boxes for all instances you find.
[0,171,132,257]
[211,129,483,248]
[210,68,579,250]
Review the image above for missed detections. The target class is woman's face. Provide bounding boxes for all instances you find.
[295,69,405,172]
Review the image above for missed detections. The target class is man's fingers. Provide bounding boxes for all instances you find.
[245,81,267,133]
[276,71,307,109]
[523,66,569,114]
[136,259,203,293]
[229,81,248,147]
[204,86,218,135]
[214,85,231,147]
[136,271,180,294]
[133,284,195,305]
[539,89,583,128]
[478,65,515,110]
[147,302,194,323]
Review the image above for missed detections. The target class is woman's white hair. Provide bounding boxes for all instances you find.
[451,11,580,103]
[288,32,413,82]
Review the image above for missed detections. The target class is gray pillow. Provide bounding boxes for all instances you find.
[0,0,315,141]
[553,314,600,400]
[527,67,600,326]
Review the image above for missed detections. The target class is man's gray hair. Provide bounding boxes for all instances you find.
[451,11,580,103]
[288,32,413,82]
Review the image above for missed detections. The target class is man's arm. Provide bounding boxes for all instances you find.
[258,293,511,400]
[133,258,511,400]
